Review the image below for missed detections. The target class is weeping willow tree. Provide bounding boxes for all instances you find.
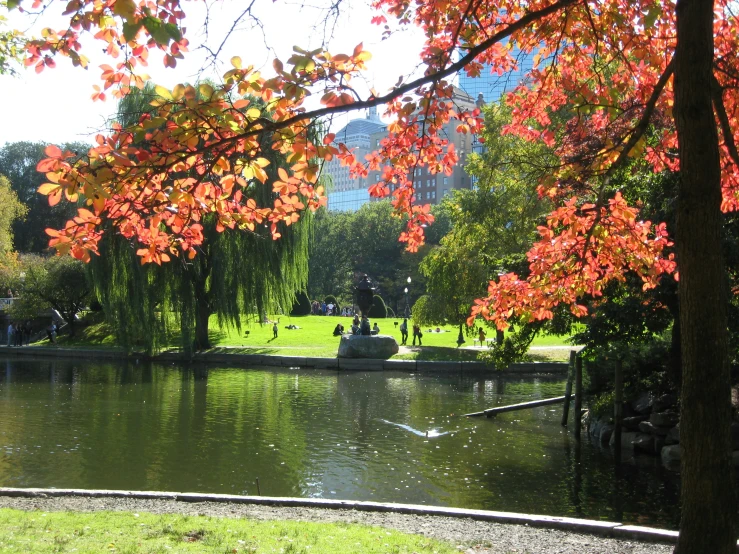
[89,83,312,353]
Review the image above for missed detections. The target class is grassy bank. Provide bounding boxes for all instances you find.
[42,314,576,362]
[0,508,456,553]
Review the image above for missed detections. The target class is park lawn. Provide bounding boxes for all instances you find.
[47,314,576,361]
[0,508,457,554]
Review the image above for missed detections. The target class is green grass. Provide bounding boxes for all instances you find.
[0,508,458,553]
[43,314,577,362]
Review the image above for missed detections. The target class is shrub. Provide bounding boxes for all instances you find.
[367,294,387,318]
[324,295,340,311]
[290,291,312,316]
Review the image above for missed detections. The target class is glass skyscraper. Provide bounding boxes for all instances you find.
[458,46,536,105]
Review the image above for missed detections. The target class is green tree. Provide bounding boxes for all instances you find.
[89,84,312,353]
[0,173,27,254]
[307,209,354,302]
[418,101,552,329]
[307,201,451,310]
[0,141,87,253]
[10,255,91,336]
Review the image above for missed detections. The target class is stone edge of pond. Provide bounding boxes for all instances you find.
[0,346,568,374]
[0,487,678,545]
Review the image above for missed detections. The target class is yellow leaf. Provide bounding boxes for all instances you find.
[155,85,173,101]
[231,56,242,69]
[171,84,185,101]
[38,183,61,195]
[199,83,214,99]
[112,0,136,20]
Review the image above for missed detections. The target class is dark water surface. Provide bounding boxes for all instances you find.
[0,357,680,528]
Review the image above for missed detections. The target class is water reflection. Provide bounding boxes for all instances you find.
[0,356,680,528]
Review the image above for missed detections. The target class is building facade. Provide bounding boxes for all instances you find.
[458,46,536,105]
[325,89,478,210]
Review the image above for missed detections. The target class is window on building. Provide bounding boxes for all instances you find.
[431,191,436,199]
[443,189,448,196]
[375,174,380,182]
[443,177,448,185]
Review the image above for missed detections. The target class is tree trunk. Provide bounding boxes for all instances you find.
[674,0,737,551]
[194,299,211,351]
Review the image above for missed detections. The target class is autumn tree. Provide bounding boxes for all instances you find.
[88,84,312,353]
[6,0,739,549]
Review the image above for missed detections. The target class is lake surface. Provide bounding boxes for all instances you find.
[0,357,681,528]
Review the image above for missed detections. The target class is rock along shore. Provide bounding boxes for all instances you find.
[0,488,674,554]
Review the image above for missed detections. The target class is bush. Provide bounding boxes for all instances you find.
[367,294,387,318]
[324,295,340,311]
[478,324,537,370]
[290,291,312,316]
[581,336,672,398]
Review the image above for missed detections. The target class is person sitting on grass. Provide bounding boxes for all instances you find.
[333,323,344,336]
[372,322,380,335]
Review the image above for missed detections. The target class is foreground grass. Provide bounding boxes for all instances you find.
[42,314,576,362]
[0,508,457,553]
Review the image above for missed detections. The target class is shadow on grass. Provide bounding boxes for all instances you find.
[208,346,281,355]
[396,346,480,362]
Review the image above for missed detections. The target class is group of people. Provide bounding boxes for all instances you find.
[330,317,427,345]
[6,321,33,347]
[398,319,423,346]
[312,301,357,317]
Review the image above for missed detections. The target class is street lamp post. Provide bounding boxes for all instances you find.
[404,276,411,318]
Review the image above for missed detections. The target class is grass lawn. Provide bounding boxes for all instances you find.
[46,314,577,362]
[0,508,457,554]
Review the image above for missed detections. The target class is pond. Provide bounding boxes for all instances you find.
[0,357,681,528]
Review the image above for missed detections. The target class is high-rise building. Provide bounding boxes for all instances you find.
[458,46,535,105]
[323,107,386,210]
[324,89,478,211]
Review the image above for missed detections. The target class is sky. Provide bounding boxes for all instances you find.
[0,0,427,146]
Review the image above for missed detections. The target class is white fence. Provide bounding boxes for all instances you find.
[0,298,14,311]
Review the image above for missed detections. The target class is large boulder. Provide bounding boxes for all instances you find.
[609,430,639,448]
[598,424,615,444]
[338,334,399,359]
[633,433,655,453]
[666,425,680,445]
[652,393,678,413]
[639,421,670,436]
[661,444,681,468]
[632,392,653,414]
[622,415,648,430]
[650,411,680,428]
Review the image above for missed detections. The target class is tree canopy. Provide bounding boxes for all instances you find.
[88,84,312,353]
[4,0,739,549]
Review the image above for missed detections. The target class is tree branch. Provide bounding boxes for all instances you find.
[711,72,739,170]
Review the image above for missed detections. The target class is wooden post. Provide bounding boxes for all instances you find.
[561,350,576,427]
[574,355,583,438]
[613,358,624,460]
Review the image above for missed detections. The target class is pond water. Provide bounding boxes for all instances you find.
[0,357,681,528]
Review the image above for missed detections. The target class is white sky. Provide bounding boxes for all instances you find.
[0,0,427,146]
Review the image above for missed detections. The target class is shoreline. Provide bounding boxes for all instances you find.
[0,345,569,374]
[0,488,675,554]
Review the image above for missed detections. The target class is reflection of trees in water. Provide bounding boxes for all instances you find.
[0,359,681,525]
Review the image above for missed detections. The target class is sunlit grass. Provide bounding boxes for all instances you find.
[40,314,577,362]
[0,508,458,554]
